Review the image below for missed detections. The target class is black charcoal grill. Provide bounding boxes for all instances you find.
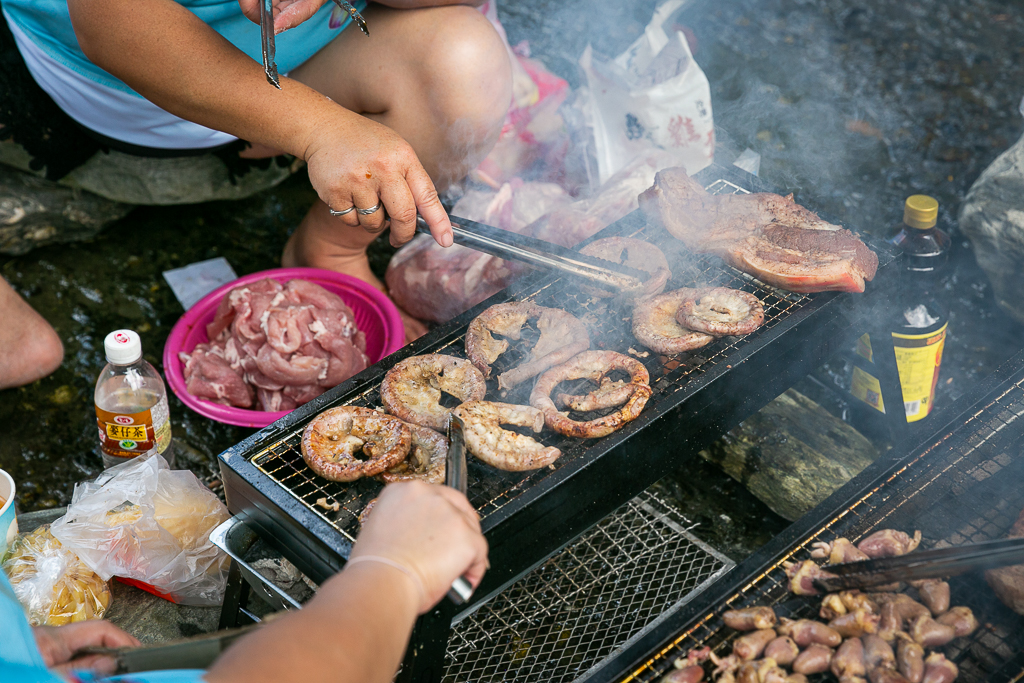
[217,165,900,682]
[591,351,1024,683]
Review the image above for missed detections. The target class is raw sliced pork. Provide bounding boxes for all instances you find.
[181,278,369,412]
[639,167,878,293]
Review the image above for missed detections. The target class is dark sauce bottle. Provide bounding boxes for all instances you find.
[849,195,950,426]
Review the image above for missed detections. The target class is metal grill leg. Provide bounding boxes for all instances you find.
[397,601,456,683]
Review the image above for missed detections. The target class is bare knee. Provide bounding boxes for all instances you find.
[418,7,512,139]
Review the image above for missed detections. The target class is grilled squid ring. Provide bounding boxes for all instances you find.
[301,406,411,482]
[380,354,486,432]
[380,421,448,485]
[453,401,561,471]
[530,351,652,439]
[632,288,715,355]
[675,287,765,336]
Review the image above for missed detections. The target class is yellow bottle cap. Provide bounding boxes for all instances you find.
[903,195,938,229]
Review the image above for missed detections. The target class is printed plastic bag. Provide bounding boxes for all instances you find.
[2,525,112,626]
[579,0,714,185]
[50,453,229,606]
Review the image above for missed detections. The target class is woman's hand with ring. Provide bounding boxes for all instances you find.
[304,108,453,248]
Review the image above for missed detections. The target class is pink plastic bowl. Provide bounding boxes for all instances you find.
[163,267,405,428]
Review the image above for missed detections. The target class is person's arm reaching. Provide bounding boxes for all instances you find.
[239,0,487,34]
[205,481,488,683]
[65,0,452,248]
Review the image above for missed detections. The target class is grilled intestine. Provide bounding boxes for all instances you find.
[632,288,716,355]
[379,354,487,432]
[452,400,561,471]
[301,407,411,482]
[379,421,448,485]
[577,236,672,299]
[631,287,764,357]
[529,351,652,439]
[465,302,590,392]
[675,288,765,337]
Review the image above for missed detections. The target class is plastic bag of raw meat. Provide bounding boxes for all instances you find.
[387,152,679,323]
[386,180,570,323]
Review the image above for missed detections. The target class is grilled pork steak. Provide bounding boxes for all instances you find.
[986,505,1024,615]
[639,167,878,293]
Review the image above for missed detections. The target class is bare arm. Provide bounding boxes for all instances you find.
[205,482,488,683]
[66,0,452,247]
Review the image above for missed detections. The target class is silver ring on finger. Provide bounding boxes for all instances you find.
[356,201,382,216]
[329,206,356,217]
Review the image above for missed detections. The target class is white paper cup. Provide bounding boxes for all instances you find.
[0,469,17,559]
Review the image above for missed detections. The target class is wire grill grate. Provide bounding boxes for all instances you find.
[443,491,733,683]
[249,177,815,544]
[620,374,1024,683]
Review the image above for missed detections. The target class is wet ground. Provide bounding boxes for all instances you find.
[2,0,1023,560]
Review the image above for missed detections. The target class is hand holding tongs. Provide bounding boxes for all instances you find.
[813,536,1024,592]
[260,0,369,88]
[445,413,475,605]
[415,215,650,294]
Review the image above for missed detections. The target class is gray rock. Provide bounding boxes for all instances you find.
[0,163,132,255]
[960,131,1024,325]
[62,149,300,206]
[699,389,879,521]
[0,135,301,256]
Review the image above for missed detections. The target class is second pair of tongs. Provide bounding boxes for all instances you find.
[415,215,650,294]
[260,0,369,88]
[813,536,1024,592]
[445,413,474,605]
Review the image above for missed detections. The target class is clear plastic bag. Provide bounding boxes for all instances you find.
[2,525,112,625]
[50,453,230,606]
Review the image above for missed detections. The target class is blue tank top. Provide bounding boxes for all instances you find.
[2,0,367,95]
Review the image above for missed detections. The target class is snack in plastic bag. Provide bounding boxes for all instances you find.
[50,453,230,606]
[2,525,112,626]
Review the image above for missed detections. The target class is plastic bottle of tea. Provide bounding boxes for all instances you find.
[94,330,173,469]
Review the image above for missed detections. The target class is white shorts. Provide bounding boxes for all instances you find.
[5,9,237,150]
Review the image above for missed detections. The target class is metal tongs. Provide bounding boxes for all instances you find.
[445,412,475,605]
[813,536,1024,593]
[260,0,368,88]
[415,215,650,294]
